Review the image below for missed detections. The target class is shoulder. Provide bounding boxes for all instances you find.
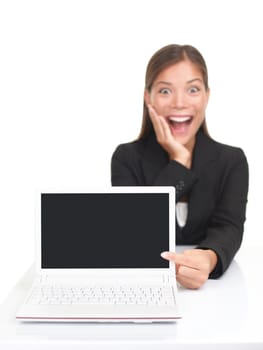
[203,137,249,185]
[196,131,248,166]
[211,138,248,165]
[112,134,167,166]
[111,139,146,161]
[112,139,146,156]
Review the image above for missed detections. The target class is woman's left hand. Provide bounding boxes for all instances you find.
[161,249,218,289]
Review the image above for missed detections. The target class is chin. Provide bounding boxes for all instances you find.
[171,133,189,144]
[172,133,196,150]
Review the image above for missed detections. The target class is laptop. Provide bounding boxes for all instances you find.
[16,186,181,322]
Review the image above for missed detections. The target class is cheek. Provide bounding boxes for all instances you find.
[150,95,167,111]
[149,94,157,104]
[145,93,162,110]
[195,99,208,114]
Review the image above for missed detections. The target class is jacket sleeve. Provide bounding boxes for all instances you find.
[111,143,198,201]
[152,161,198,200]
[198,148,249,278]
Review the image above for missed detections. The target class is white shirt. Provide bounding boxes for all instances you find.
[176,202,188,228]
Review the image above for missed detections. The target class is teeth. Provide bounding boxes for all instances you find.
[169,116,192,123]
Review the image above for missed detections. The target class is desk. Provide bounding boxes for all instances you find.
[0,246,262,349]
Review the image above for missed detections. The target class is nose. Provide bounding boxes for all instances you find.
[171,91,187,109]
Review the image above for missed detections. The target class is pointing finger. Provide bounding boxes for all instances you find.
[161,251,199,270]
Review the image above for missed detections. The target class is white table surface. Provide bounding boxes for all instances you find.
[0,246,262,350]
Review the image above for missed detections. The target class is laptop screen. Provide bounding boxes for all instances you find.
[41,192,170,269]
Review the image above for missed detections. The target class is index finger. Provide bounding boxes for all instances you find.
[161,251,200,270]
[147,104,171,137]
[147,104,160,124]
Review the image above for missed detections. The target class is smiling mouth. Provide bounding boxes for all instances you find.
[167,116,193,130]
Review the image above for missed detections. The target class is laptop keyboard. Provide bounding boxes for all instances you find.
[26,285,175,306]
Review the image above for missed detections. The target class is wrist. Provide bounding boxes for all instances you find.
[205,249,218,273]
[170,155,191,168]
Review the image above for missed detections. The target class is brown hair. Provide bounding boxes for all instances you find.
[138,44,210,140]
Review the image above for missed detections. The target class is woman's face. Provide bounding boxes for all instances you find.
[145,60,210,150]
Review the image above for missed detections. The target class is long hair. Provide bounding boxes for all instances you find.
[138,44,210,140]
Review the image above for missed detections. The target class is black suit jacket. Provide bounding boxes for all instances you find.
[111,130,249,278]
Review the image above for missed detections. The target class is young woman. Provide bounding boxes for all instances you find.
[111,44,249,289]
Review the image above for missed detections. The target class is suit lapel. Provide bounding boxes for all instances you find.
[192,131,220,174]
[185,131,220,234]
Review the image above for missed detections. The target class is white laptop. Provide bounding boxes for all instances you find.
[16,186,181,322]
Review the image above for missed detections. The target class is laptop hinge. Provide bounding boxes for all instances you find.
[163,274,176,284]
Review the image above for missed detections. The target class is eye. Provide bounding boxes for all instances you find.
[159,88,171,95]
[188,86,200,94]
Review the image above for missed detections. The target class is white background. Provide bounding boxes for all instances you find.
[0,0,262,303]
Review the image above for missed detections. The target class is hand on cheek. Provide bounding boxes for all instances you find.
[147,104,191,168]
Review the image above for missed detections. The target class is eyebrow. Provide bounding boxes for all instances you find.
[154,78,203,86]
[154,81,173,86]
[187,78,203,84]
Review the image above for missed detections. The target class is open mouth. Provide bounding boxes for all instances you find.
[167,115,193,134]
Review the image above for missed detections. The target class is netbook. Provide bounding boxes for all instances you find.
[16,186,181,322]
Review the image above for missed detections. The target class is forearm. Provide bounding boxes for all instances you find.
[198,153,249,277]
[197,224,243,278]
[153,160,197,201]
[111,147,198,199]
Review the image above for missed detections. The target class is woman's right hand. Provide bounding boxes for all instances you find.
[147,105,191,168]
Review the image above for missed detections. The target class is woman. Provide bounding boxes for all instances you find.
[111,44,249,289]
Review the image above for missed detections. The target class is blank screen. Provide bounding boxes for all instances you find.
[41,193,170,268]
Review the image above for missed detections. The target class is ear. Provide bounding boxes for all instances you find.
[144,89,151,107]
[205,88,210,106]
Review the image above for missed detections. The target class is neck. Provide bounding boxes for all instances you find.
[184,136,196,155]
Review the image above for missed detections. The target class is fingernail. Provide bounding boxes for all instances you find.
[161,251,169,258]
